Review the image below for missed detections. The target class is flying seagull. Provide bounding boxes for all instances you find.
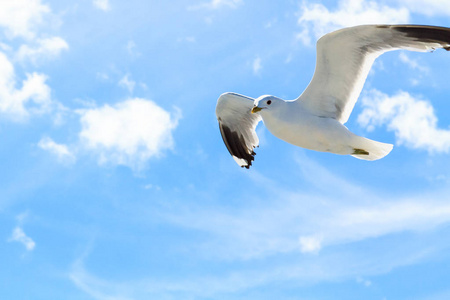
[216,24,450,168]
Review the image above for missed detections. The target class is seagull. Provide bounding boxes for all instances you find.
[216,24,450,168]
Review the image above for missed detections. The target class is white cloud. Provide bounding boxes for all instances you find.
[93,0,111,11]
[297,0,410,44]
[295,0,450,46]
[118,74,135,94]
[0,1,65,122]
[358,89,450,153]
[0,0,50,39]
[9,226,35,251]
[0,51,52,120]
[252,56,262,75]
[79,98,180,170]
[16,37,69,64]
[188,0,242,10]
[38,136,76,163]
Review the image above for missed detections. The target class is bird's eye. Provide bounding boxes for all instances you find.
[267,100,272,105]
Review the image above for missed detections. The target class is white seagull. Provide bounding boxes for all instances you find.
[216,24,450,168]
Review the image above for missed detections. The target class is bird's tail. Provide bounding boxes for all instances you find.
[351,137,393,161]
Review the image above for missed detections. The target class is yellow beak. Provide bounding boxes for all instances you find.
[251,106,262,114]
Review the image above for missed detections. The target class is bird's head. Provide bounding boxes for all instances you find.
[251,95,283,114]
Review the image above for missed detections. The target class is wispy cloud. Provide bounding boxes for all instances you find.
[358,89,450,153]
[176,36,196,43]
[295,28,312,46]
[70,259,132,300]
[252,56,262,75]
[299,235,322,253]
[165,183,450,260]
[9,227,36,251]
[60,138,450,299]
[38,136,76,164]
[16,37,69,65]
[398,52,429,73]
[125,40,140,58]
[188,0,243,10]
[68,158,450,299]
[399,0,450,16]
[398,52,430,85]
[118,74,136,94]
[151,151,450,264]
[8,212,35,251]
[93,0,111,11]
[297,0,409,45]
[356,276,372,287]
[78,98,181,171]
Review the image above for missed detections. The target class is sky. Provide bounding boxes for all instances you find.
[3,0,450,299]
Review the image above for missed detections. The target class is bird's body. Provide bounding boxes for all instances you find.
[255,96,393,160]
[260,99,349,153]
[216,24,450,168]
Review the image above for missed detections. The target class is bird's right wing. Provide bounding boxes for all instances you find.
[216,92,261,169]
[298,25,450,124]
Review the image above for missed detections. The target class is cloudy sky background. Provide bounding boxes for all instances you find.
[3,0,450,299]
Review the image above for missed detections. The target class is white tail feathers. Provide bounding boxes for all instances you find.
[351,137,393,161]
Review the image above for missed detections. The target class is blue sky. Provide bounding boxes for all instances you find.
[3,0,450,299]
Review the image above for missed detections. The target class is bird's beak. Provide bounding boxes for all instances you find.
[251,106,262,114]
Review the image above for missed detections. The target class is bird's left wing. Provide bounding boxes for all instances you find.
[216,92,261,169]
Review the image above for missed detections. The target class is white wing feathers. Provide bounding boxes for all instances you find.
[299,25,450,124]
[216,93,261,168]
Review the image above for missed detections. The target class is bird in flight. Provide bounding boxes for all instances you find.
[216,24,450,169]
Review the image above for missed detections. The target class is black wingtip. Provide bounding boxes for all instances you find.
[219,123,256,169]
[392,25,450,48]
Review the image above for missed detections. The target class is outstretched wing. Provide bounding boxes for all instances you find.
[216,92,261,169]
[298,25,450,124]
